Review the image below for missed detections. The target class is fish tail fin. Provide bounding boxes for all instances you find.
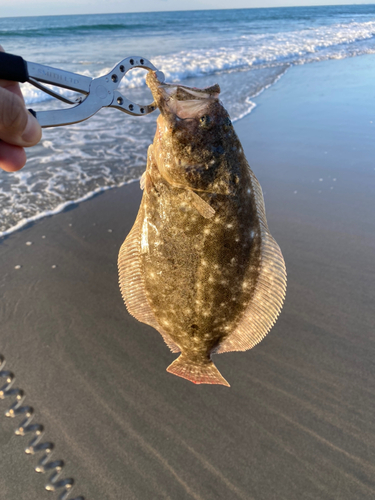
[166,355,230,387]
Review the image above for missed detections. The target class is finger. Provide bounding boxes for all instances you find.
[0,80,25,102]
[0,140,27,172]
[0,87,42,147]
[0,79,25,101]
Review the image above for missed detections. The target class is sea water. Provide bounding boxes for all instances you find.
[1,5,375,236]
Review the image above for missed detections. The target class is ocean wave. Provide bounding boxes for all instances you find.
[238,20,375,62]
[2,7,375,238]
[21,19,375,106]
[0,179,139,239]
[0,23,152,38]
[2,64,285,238]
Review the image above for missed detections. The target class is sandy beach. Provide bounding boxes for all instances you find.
[1,54,375,500]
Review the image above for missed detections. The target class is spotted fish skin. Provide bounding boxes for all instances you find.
[118,72,286,387]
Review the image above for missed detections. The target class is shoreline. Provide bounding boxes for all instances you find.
[0,59,288,240]
[1,53,375,500]
[2,52,373,240]
[0,177,140,240]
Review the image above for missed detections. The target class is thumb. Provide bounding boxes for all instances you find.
[0,86,42,147]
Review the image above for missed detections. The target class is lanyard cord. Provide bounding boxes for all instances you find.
[0,353,85,500]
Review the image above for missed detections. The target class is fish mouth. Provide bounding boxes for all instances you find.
[146,71,220,121]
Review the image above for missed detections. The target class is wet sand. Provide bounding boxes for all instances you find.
[1,54,375,499]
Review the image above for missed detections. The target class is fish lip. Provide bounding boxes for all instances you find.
[146,71,173,117]
[153,85,177,120]
[146,71,220,122]
[146,74,178,122]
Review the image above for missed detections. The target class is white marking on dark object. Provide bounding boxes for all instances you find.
[117,72,287,387]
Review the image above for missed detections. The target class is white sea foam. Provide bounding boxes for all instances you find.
[0,178,139,239]
[21,20,375,106]
[2,10,375,237]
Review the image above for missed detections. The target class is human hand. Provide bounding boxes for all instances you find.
[0,46,42,172]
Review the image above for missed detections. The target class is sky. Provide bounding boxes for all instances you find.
[0,0,374,17]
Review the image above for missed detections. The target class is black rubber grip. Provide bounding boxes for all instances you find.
[0,52,29,82]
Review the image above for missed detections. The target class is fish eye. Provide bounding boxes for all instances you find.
[199,115,211,126]
[224,117,232,127]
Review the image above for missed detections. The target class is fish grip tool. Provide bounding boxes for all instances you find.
[0,52,165,127]
[0,353,85,500]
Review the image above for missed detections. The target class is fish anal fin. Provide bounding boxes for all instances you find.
[167,354,230,387]
[118,204,180,354]
[186,190,215,219]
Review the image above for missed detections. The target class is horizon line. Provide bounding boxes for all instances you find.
[0,3,371,20]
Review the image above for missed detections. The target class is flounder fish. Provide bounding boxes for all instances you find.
[118,71,286,387]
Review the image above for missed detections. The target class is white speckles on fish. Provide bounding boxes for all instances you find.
[118,71,287,387]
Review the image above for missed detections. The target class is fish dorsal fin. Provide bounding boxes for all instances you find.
[215,168,287,353]
[185,189,215,219]
[118,201,180,353]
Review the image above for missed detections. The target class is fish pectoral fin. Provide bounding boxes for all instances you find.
[186,190,215,219]
[140,145,156,194]
[140,172,146,190]
[140,171,153,194]
[167,354,229,386]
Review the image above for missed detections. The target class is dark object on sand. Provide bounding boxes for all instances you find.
[118,72,286,386]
